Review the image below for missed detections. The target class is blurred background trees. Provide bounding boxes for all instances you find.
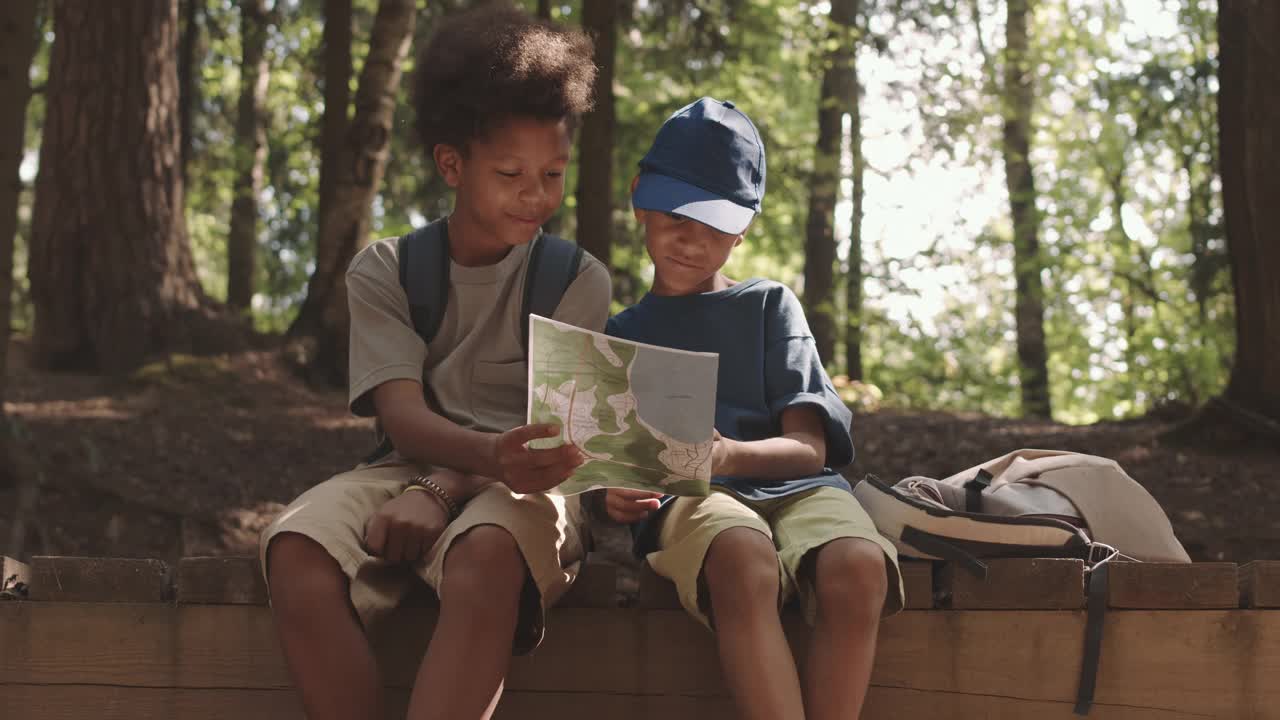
[3,0,1275,433]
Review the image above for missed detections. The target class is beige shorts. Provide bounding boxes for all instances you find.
[259,463,587,654]
[647,486,904,630]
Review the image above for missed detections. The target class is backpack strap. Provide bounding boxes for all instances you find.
[520,233,584,354]
[963,468,993,513]
[363,220,450,466]
[399,219,451,344]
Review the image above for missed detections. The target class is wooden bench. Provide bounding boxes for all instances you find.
[3,555,1279,719]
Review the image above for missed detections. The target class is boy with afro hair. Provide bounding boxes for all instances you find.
[260,5,610,719]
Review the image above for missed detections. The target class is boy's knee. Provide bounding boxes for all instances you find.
[441,524,527,604]
[266,533,348,612]
[813,538,888,621]
[703,527,780,605]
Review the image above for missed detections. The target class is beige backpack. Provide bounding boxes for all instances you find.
[853,449,1189,715]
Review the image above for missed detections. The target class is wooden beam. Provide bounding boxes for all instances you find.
[4,603,1277,717]
[1240,561,1280,608]
[29,556,171,603]
[939,558,1085,609]
[900,560,934,609]
[1107,562,1238,609]
[177,557,268,605]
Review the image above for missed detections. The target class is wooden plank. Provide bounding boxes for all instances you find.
[4,604,1278,718]
[0,684,642,720]
[29,556,171,603]
[900,560,934,609]
[0,603,641,694]
[640,608,1280,718]
[177,556,268,605]
[0,683,1213,720]
[557,560,617,608]
[1240,561,1280,608]
[1,555,30,600]
[637,562,680,609]
[1108,562,1238,609]
[939,558,1084,609]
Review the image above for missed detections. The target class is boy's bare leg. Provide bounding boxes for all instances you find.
[703,527,805,720]
[268,532,382,720]
[407,525,527,720]
[803,538,888,720]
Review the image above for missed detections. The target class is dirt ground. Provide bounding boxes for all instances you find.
[2,340,1278,568]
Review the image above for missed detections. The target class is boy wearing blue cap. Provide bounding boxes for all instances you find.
[604,98,904,720]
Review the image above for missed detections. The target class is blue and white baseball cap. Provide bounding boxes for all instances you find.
[633,97,766,236]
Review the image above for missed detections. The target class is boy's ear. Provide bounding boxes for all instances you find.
[433,144,464,188]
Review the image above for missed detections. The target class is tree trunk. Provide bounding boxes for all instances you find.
[844,36,865,381]
[537,0,551,20]
[29,0,218,374]
[575,0,617,269]
[178,0,203,190]
[1,0,39,382]
[804,0,858,366]
[1217,0,1280,422]
[226,0,271,311]
[1001,0,1052,419]
[308,0,416,385]
[1,0,40,491]
[289,0,352,338]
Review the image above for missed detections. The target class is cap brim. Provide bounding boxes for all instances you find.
[633,173,755,235]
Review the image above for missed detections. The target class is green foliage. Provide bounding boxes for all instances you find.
[10,0,1235,424]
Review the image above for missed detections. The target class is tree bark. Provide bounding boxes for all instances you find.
[1217,0,1280,422]
[844,33,865,381]
[575,0,617,269]
[1001,0,1052,419]
[804,0,858,366]
[289,0,352,338]
[308,0,416,385]
[29,0,218,374]
[226,0,271,311]
[178,0,203,190]
[0,0,40,495]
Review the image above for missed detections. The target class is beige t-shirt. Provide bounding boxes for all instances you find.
[346,234,611,464]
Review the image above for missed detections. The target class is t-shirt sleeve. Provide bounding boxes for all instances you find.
[346,241,428,417]
[550,252,612,333]
[762,285,855,468]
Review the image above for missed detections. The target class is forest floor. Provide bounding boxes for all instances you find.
[2,339,1278,571]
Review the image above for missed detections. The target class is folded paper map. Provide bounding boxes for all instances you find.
[527,314,717,497]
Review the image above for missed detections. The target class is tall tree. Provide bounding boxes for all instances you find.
[1001,0,1051,418]
[306,0,416,385]
[804,0,859,365]
[0,0,40,491]
[1213,0,1280,427]
[844,28,866,381]
[227,0,272,312]
[289,0,353,339]
[576,0,618,269]
[29,0,221,373]
[178,0,204,189]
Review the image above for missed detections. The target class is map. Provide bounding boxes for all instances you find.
[527,315,718,497]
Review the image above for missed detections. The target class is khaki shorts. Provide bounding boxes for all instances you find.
[647,486,904,630]
[259,463,587,654]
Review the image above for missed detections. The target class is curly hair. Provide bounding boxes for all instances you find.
[414,2,598,153]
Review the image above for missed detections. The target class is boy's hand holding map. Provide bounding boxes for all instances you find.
[526,315,717,497]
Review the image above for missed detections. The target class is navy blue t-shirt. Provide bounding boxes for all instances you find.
[606,278,855,552]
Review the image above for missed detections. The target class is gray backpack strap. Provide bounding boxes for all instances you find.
[521,233,584,354]
[399,219,451,344]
